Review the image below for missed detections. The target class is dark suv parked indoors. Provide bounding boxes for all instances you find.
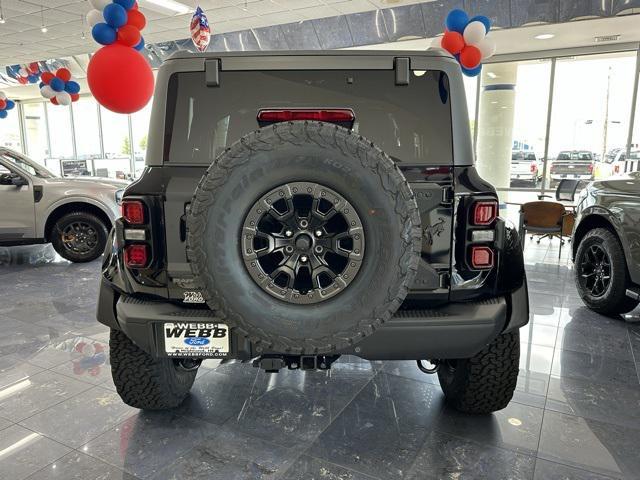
[97,50,529,415]
[572,171,640,315]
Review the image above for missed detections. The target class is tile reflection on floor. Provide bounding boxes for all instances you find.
[1,241,639,479]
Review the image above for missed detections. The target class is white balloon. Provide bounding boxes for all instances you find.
[463,21,487,46]
[18,67,28,77]
[87,9,103,27]
[0,91,6,101]
[88,0,110,11]
[477,36,497,60]
[56,92,72,106]
[40,85,56,99]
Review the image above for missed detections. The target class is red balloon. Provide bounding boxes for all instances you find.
[28,62,40,74]
[71,93,80,102]
[87,44,154,114]
[50,97,59,105]
[17,76,27,84]
[117,24,142,47]
[441,30,465,55]
[460,45,482,69]
[126,9,146,30]
[56,68,72,82]
[0,99,5,110]
[41,72,54,84]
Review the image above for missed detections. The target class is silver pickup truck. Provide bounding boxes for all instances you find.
[0,147,126,262]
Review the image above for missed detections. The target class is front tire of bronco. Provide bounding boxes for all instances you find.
[437,331,520,414]
[109,329,198,410]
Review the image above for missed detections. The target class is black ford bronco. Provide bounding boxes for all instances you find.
[97,50,529,414]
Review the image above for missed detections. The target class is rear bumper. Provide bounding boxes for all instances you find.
[550,174,592,180]
[97,280,529,361]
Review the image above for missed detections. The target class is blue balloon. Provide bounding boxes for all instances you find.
[50,77,64,92]
[5,100,15,110]
[0,110,7,119]
[103,3,128,28]
[445,9,469,34]
[134,36,145,51]
[27,74,38,83]
[462,63,483,77]
[470,15,491,33]
[64,81,80,94]
[92,23,117,45]
[114,0,135,10]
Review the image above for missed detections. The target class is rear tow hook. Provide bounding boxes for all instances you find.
[416,360,439,374]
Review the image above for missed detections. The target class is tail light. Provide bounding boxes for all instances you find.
[470,246,494,269]
[121,200,145,225]
[587,163,594,174]
[257,109,355,128]
[472,200,498,226]
[124,244,148,268]
[530,162,538,173]
[614,164,620,174]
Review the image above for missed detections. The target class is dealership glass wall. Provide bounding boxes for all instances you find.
[474,47,640,204]
[0,95,152,179]
[1,44,639,186]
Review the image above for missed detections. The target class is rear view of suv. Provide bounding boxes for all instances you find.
[98,51,529,415]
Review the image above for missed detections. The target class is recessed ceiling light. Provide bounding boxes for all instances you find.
[140,0,190,14]
[534,33,555,40]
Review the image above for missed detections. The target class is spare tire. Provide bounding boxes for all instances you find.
[186,121,421,354]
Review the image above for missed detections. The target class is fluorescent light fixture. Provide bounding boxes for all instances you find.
[534,33,555,40]
[140,0,190,14]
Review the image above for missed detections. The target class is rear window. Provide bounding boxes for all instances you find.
[165,69,453,165]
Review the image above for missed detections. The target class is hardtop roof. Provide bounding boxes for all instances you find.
[166,48,452,62]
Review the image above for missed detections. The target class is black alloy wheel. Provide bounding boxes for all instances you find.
[578,244,611,298]
[241,181,364,304]
[61,221,100,256]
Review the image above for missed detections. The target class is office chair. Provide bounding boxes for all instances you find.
[519,201,573,258]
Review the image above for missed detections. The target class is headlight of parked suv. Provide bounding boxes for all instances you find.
[115,189,124,205]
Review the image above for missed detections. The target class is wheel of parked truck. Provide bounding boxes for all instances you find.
[575,228,639,315]
[50,211,108,263]
[109,329,198,409]
[186,121,421,355]
[437,331,520,414]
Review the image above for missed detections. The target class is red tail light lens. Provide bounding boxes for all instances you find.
[614,165,620,174]
[470,246,494,269]
[122,200,145,225]
[124,244,148,268]
[530,162,538,173]
[587,163,594,174]
[472,201,498,226]
[257,109,355,125]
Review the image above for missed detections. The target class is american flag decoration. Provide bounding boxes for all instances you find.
[190,6,211,53]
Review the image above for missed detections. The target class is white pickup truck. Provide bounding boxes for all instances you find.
[510,151,540,187]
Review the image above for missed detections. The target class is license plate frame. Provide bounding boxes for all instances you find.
[162,322,230,358]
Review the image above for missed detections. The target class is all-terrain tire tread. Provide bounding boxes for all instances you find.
[438,331,520,414]
[109,329,196,410]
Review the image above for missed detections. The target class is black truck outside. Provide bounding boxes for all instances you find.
[97,50,529,414]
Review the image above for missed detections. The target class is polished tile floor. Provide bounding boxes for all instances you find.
[1,239,639,480]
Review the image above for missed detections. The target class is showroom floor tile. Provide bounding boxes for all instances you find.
[1,240,639,480]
